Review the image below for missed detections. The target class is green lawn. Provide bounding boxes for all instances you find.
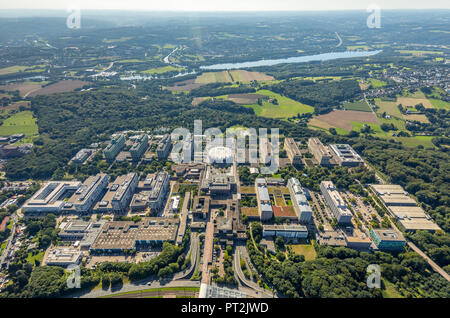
[343,100,372,112]
[288,244,317,261]
[0,65,29,75]
[0,241,7,256]
[0,111,39,143]
[243,90,314,119]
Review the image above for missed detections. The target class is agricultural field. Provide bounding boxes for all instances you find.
[397,97,434,109]
[195,71,233,84]
[27,80,90,97]
[0,65,29,75]
[194,70,274,84]
[141,66,184,75]
[0,82,44,97]
[343,100,372,112]
[309,110,378,131]
[242,90,314,119]
[0,110,38,143]
[396,50,444,56]
[374,99,403,117]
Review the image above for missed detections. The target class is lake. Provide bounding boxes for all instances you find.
[200,50,383,70]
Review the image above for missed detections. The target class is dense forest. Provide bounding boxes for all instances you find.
[269,79,362,114]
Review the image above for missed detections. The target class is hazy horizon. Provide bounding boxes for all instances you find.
[1,0,449,12]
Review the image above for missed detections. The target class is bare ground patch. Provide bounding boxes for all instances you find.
[313,110,379,131]
[28,80,90,97]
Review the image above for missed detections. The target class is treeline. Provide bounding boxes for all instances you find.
[269,79,361,114]
[189,83,256,97]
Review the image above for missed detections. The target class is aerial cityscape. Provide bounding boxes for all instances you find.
[0,0,448,306]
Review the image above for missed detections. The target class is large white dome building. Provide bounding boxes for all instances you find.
[207,146,234,164]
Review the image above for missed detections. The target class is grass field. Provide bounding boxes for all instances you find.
[141,66,183,75]
[0,111,39,143]
[343,100,372,112]
[195,71,232,84]
[0,241,7,256]
[243,90,314,119]
[194,70,274,84]
[429,98,450,110]
[369,78,387,88]
[374,99,403,117]
[0,65,29,75]
[288,244,317,261]
[396,50,443,56]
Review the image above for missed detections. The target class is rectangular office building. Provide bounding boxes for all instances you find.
[130,134,148,161]
[287,178,313,223]
[104,134,125,162]
[263,224,308,239]
[370,229,406,251]
[284,138,304,166]
[320,181,353,224]
[308,138,334,166]
[255,178,273,221]
[64,173,109,213]
[329,144,364,167]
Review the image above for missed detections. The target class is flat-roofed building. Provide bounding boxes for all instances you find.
[284,138,304,166]
[370,184,441,232]
[370,229,406,251]
[156,135,172,159]
[22,181,81,214]
[263,224,308,239]
[71,148,93,164]
[192,195,211,220]
[148,171,170,212]
[329,144,364,167]
[58,221,105,249]
[63,173,109,213]
[201,166,236,196]
[104,134,125,162]
[320,181,352,224]
[90,218,179,253]
[308,138,334,166]
[287,178,313,223]
[130,134,148,161]
[44,248,82,267]
[255,178,273,221]
[94,173,138,213]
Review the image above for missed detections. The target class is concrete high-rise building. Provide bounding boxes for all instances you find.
[130,134,148,161]
[308,138,333,166]
[284,138,303,166]
[64,173,109,213]
[255,178,273,221]
[320,181,352,224]
[157,135,172,159]
[287,178,312,223]
[104,134,125,162]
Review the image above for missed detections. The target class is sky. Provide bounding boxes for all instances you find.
[1,0,449,11]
